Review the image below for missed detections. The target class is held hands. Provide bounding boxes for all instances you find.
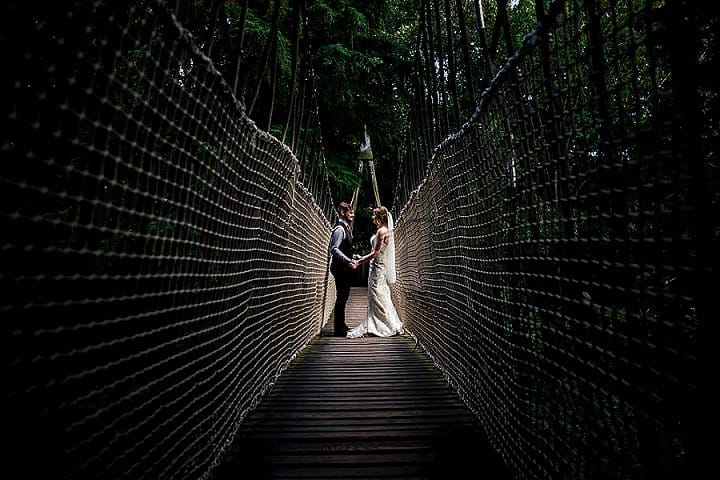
[348,254,362,269]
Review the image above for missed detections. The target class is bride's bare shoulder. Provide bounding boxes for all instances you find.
[377,227,389,243]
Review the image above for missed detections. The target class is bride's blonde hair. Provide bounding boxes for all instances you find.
[373,206,389,226]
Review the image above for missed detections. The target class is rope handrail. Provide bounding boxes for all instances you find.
[1,1,716,480]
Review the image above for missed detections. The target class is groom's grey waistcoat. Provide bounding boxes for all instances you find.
[330,221,353,277]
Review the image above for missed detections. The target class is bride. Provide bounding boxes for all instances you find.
[347,206,404,338]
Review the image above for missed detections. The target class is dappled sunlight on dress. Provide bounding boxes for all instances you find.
[347,233,404,338]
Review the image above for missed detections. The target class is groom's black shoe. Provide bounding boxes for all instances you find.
[333,325,348,337]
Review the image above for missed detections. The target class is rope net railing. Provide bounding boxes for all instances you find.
[2,0,718,479]
[1,1,336,479]
[392,0,717,479]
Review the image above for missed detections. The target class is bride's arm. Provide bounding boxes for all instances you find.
[357,228,387,265]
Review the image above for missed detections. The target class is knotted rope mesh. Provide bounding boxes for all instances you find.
[2,1,334,479]
[2,0,718,479]
[392,1,717,479]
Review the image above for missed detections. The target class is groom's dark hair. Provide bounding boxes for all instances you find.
[338,202,353,215]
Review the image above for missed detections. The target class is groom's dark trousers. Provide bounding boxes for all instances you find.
[332,274,351,336]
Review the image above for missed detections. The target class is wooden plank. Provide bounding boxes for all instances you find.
[210,287,513,480]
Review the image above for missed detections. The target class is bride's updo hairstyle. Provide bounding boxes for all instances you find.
[373,206,389,225]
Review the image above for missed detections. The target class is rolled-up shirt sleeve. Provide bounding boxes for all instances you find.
[329,226,350,264]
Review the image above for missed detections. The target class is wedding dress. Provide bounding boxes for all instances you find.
[347,225,404,338]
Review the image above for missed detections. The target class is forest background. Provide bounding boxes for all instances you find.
[171,0,536,242]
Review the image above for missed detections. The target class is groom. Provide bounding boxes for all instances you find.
[328,202,358,337]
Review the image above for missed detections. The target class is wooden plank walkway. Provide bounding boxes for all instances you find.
[211,287,512,480]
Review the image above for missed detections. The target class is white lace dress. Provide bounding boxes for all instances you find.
[347,233,404,338]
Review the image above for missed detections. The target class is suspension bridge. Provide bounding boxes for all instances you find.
[2,1,717,479]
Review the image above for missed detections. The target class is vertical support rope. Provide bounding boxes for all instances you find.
[369,160,382,208]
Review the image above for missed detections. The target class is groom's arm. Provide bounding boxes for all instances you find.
[328,227,352,265]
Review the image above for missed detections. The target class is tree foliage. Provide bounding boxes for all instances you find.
[165,1,546,215]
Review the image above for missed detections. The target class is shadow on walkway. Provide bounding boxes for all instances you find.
[211,287,514,479]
